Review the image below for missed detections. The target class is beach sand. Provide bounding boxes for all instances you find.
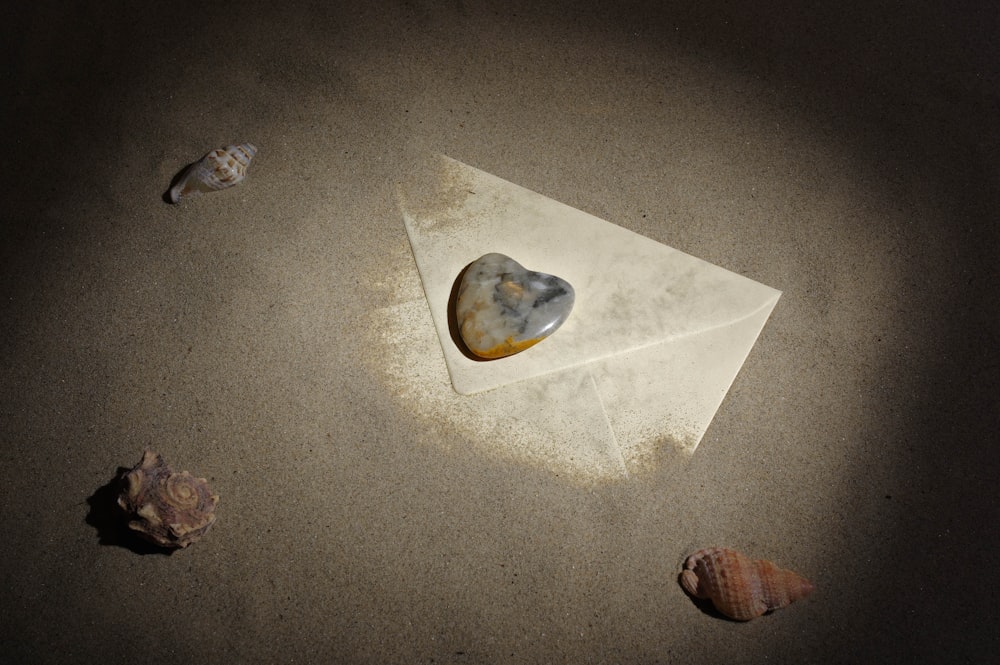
[2,1,998,662]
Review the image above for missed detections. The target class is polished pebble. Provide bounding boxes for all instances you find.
[455,253,575,359]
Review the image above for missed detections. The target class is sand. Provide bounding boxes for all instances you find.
[2,1,998,662]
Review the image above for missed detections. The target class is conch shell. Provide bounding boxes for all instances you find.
[117,450,219,549]
[169,142,257,203]
[680,547,814,621]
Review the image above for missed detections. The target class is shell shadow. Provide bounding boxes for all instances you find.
[448,261,494,362]
[162,162,194,203]
[676,573,744,622]
[85,469,173,556]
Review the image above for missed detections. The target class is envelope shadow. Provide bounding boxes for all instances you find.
[448,261,494,362]
[85,469,173,556]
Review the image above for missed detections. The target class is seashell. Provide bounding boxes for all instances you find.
[679,547,814,621]
[117,450,219,549]
[169,142,257,203]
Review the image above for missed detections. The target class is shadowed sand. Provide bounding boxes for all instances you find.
[1,1,998,663]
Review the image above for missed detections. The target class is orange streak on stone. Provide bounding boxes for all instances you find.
[470,336,544,359]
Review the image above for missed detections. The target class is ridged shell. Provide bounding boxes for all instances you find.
[169,142,257,203]
[679,547,814,621]
[117,450,219,549]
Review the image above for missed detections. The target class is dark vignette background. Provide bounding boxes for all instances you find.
[1,1,997,663]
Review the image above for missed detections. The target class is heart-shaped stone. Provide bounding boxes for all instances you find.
[455,253,575,359]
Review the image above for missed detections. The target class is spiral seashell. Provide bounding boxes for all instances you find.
[117,450,219,549]
[169,142,257,203]
[679,547,814,621]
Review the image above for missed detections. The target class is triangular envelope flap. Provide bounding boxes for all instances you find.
[400,155,780,395]
[593,296,780,457]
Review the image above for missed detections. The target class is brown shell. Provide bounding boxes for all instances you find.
[679,547,814,621]
[117,450,219,549]
[169,142,257,203]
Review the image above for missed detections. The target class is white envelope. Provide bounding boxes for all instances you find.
[384,155,780,480]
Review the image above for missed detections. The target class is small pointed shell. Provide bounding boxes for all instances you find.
[117,450,219,549]
[169,142,257,203]
[679,547,814,621]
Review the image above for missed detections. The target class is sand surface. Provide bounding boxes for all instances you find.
[2,1,998,662]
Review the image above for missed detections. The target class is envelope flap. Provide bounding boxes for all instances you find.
[399,155,780,395]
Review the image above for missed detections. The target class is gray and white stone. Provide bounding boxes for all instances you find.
[455,253,575,359]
